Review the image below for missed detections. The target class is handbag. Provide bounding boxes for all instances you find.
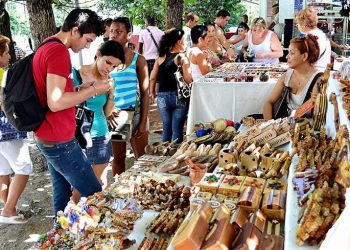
[73,68,94,149]
[174,54,191,100]
[75,102,94,149]
[108,109,135,142]
[273,86,290,119]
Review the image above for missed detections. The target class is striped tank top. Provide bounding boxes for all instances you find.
[111,53,139,109]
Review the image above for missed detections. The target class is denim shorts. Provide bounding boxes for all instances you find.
[85,135,113,165]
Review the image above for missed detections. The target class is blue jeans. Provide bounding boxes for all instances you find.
[36,139,101,214]
[157,92,189,143]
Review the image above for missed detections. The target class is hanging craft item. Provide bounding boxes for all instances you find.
[313,67,330,130]
[329,93,340,132]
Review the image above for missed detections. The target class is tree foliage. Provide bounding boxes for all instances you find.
[98,0,166,28]
[185,0,246,26]
[97,0,245,28]
[7,2,31,36]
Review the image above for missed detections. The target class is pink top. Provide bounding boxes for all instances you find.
[138,26,164,60]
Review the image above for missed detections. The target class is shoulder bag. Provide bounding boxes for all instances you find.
[174,53,191,100]
[273,85,290,119]
[146,28,160,53]
[74,68,94,149]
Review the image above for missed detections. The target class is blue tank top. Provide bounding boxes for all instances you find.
[111,53,139,110]
[72,68,109,138]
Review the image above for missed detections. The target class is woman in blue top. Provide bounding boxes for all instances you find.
[108,17,149,176]
[72,40,125,201]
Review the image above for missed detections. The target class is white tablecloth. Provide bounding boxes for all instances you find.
[186,81,276,135]
[284,73,350,250]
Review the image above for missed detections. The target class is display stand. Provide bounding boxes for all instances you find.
[284,72,350,250]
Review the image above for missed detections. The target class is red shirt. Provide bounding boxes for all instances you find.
[32,37,76,141]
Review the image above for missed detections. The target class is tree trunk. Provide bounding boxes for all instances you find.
[26,0,56,48]
[0,1,16,65]
[166,0,184,29]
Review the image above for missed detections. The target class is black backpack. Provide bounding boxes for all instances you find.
[3,37,63,131]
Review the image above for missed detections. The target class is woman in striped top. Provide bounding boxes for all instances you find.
[108,17,149,176]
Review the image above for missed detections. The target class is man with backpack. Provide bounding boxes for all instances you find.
[31,9,110,215]
[0,35,32,224]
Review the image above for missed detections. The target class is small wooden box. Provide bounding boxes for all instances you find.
[218,175,246,197]
[232,223,262,250]
[237,187,262,213]
[261,190,286,221]
[197,174,224,194]
[257,235,284,250]
[200,217,236,250]
[241,177,266,192]
[264,180,288,194]
[196,191,213,201]
[172,202,213,250]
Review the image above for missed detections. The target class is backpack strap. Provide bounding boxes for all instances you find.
[303,72,323,102]
[36,37,64,51]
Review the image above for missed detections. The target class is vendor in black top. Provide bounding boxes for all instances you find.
[149,28,192,143]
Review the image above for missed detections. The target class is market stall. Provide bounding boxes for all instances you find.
[283,71,350,250]
[34,65,350,250]
[186,62,288,135]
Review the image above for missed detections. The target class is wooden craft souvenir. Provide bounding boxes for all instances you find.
[264,180,287,194]
[330,93,340,131]
[196,192,213,201]
[212,193,226,203]
[219,148,239,167]
[196,174,224,194]
[224,196,239,209]
[208,200,221,209]
[267,132,291,148]
[241,177,266,191]
[261,190,286,220]
[248,209,267,233]
[264,220,284,236]
[172,203,213,250]
[237,186,262,213]
[210,204,231,223]
[232,223,262,250]
[240,145,260,172]
[230,207,249,229]
[257,235,284,250]
[200,217,236,250]
[218,175,245,197]
[313,92,328,131]
[190,198,206,211]
[260,152,279,173]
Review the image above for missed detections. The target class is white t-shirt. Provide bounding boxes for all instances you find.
[308,28,331,71]
[138,26,164,60]
[183,26,192,51]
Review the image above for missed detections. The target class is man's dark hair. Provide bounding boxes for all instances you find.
[104,18,113,28]
[61,8,104,36]
[242,14,248,21]
[238,22,249,31]
[112,17,133,33]
[185,12,196,22]
[217,10,230,18]
[145,16,156,26]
